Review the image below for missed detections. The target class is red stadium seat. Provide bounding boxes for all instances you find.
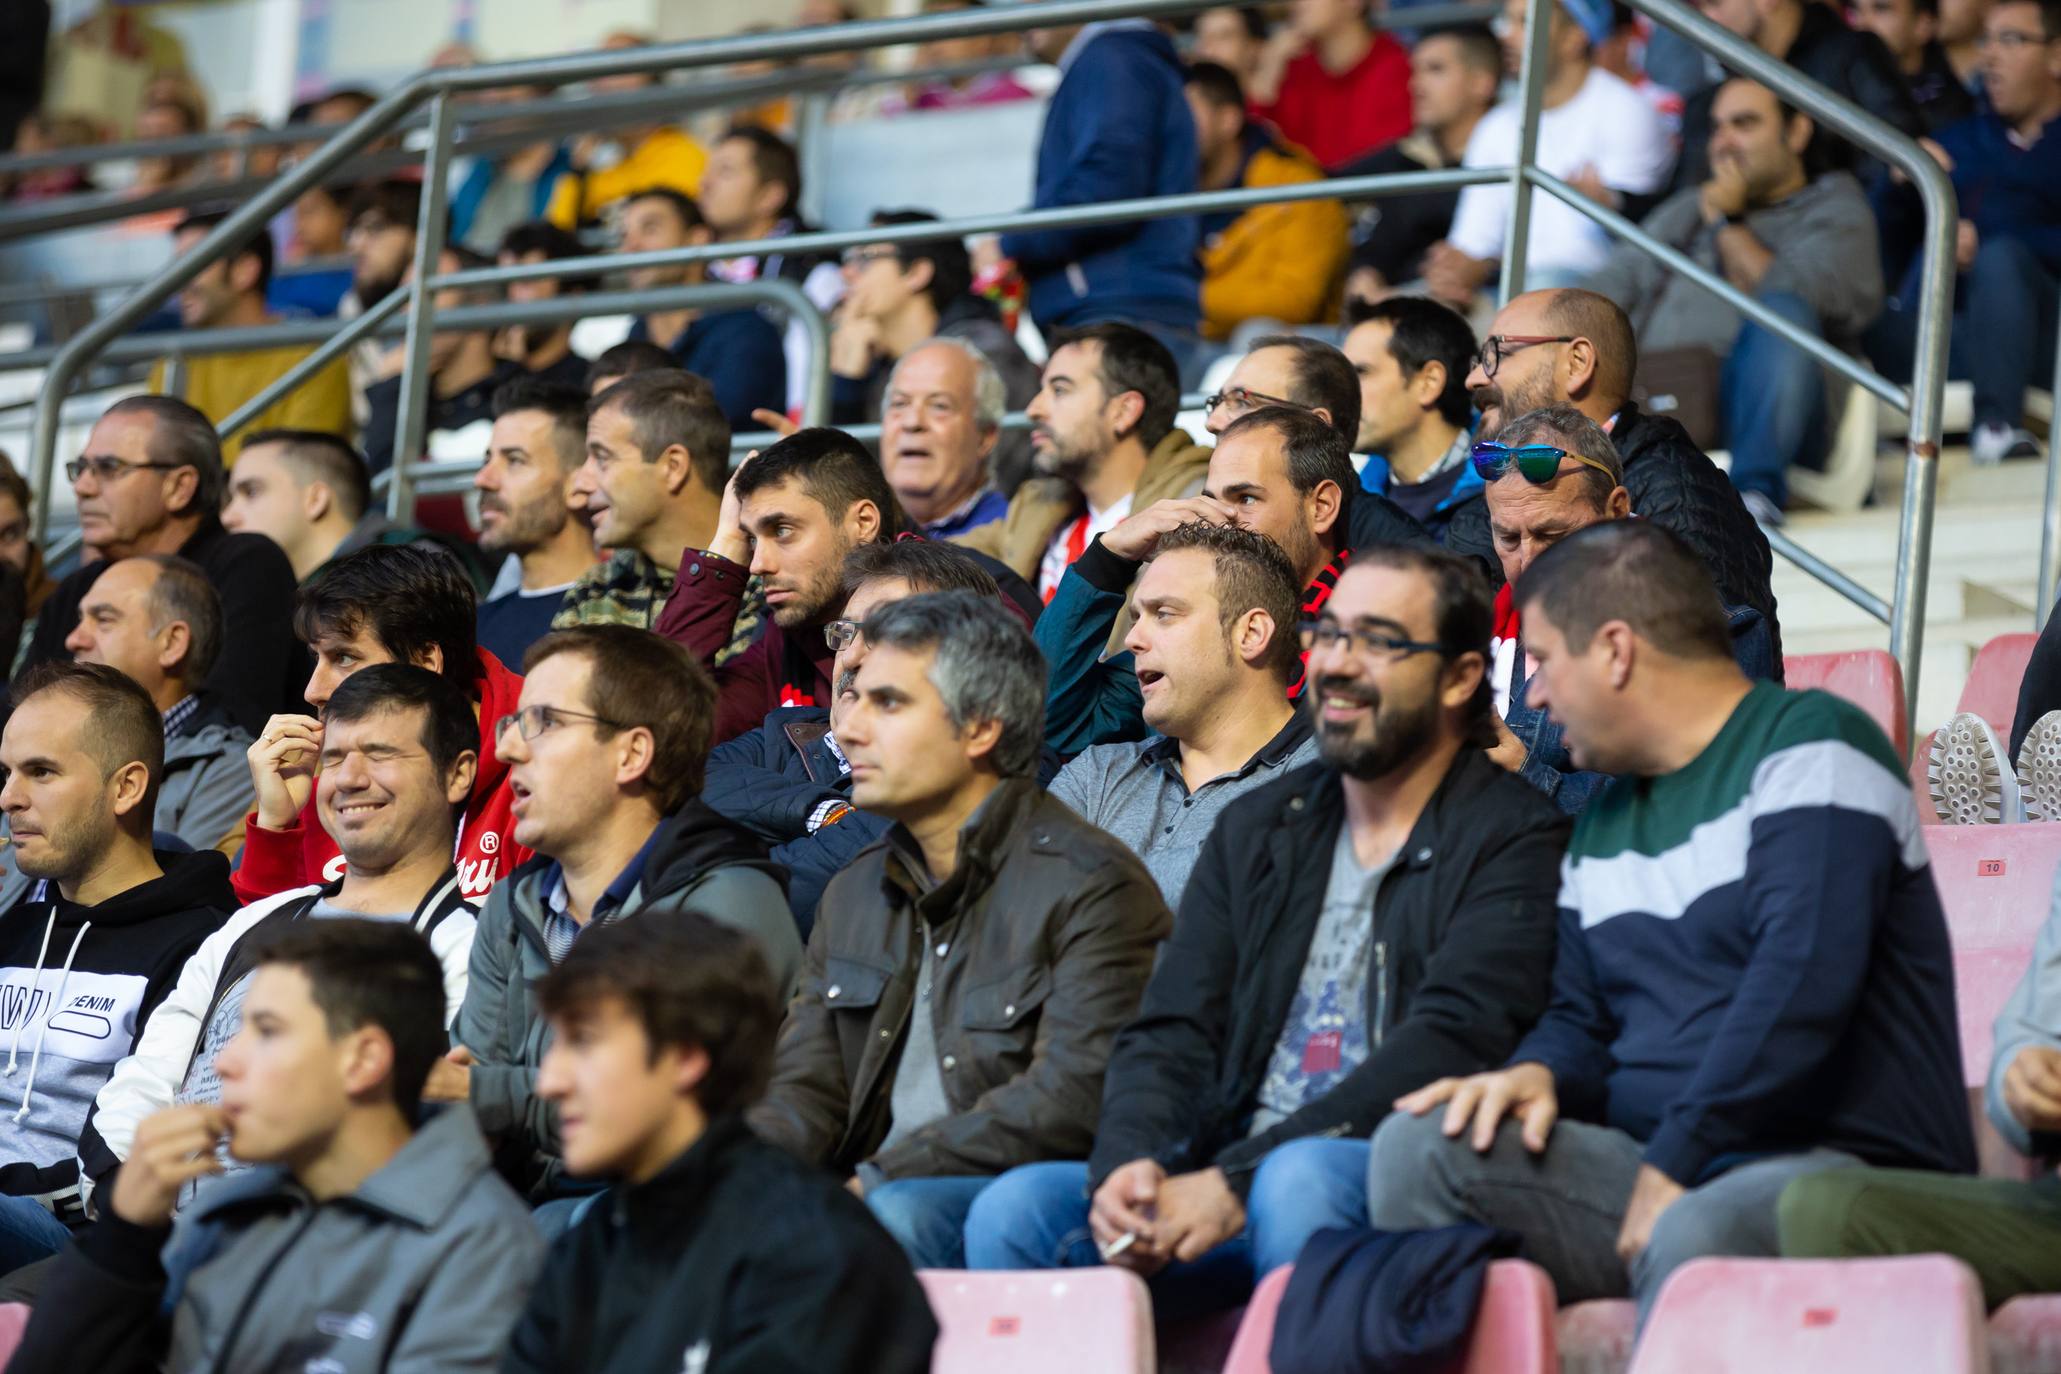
[1784,651,1910,760]
[1959,634,2039,732]
[1628,1256,1988,1374]
[0,1302,27,1366]
[1222,1259,1557,1374]
[918,1268,1154,1374]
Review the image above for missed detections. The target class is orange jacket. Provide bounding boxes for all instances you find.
[1199,140,1350,341]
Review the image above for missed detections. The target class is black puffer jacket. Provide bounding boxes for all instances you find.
[1613,400,1784,675]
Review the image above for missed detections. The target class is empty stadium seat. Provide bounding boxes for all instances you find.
[918,1268,1154,1374]
[1785,650,1910,759]
[1925,823,2061,1086]
[1960,634,2039,735]
[1221,1259,1557,1374]
[1628,1256,1989,1374]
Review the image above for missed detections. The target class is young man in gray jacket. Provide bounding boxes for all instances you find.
[12,918,542,1373]
[425,625,800,1207]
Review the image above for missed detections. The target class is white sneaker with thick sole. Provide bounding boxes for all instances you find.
[2016,710,2061,822]
[1929,712,2024,824]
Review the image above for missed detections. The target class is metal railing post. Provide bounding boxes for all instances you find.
[217,288,414,440]
[2040,316,2061,628]
[1501,0,1554,301]
[389,93,459,522]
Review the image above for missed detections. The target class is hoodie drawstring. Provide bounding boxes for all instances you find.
[13,920,88,1123]
[4,908,56,1076]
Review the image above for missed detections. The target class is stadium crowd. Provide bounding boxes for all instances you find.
[0,0,2056,1369]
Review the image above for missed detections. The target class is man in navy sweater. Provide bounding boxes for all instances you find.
[1874,0,2061,464]
[989,22,1201,376]
[1365,522,1974,1322]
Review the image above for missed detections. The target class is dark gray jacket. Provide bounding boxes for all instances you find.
[156,695,255,853]
[457,801,800,1197]
[13,1105,542,1374]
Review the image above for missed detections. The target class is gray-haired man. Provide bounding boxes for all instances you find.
[750,592,1171,1271]
[878,339,1013,540]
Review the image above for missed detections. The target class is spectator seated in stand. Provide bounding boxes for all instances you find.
[1045,521,1317,909]
[474,379,600,669]
[428,627,800,1218]
[11,921,542,1373]
[1852,0,1981,131]
[957,324,1210,606]
[1184,60,1350,342]
[1585,76,1885,525]
[1252,0,1412,170]
[1781,862,2061,1307]
[877,339,1013,541]
[1038,406,1359,755]
[221,429,462,586]
[584,340,680,397]
[617,188,789,430]
[1872,0,2061,466]
[81,665,487,1228]
[749,592,1171,1270]
[830,210,1040,493]
[495,221,593,392]
[502,917,937,1374]
[1424,0,1674,307]
[21,397,303,736]
[63,556,253,856]
[151,211,353,462]
[1465,288,1782,661]
[1344,295,1488,555]
[967,544,1566,1319]
[361,246,520,477]
[0,663,239,1276]
[1334,24,1503,307]
[233,543,530,907]
[1479,406,1777,813]
[340,181,422,421]
[883,0,1038,111]
[545,31,709,230]
[1365,521,1973,1324]
[273,182,355,318]
[1190,5,1271,92]
[999,23,1201,358]
[558,370,727,632]
[450,87,575,254]
[702,538,1009,932]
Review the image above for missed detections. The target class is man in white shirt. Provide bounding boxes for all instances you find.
[1423,0,1675,304]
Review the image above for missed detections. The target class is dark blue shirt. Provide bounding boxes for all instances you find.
[476,586,570,672]
[628,307,788,429]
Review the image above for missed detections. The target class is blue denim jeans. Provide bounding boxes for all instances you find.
[1870,234,2061,434]
[0,1195,71,1276]
[866,1175,997,1269]
[1721,290,1828,506]
[961,1138,1371,1318]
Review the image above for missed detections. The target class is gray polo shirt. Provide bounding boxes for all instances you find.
[1048,715,1315,909]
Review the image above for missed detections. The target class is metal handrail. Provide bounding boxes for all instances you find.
[1480,0,1954,734]
[2038,320,2061,626]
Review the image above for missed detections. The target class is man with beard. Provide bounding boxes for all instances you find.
[473,380,598,666]
[965,545,1566,1316]
[658,428,893,746]
[1464,287,1780,664]
[557,371,728,632]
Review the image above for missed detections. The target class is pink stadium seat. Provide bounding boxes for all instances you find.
[1924,824,2061,1086]
[1627,1256,1988,1374]
[918,1268,1154,1374]
[1221,1259,1557,1374]
[1958,633,2039,732]
[1785,651,1910,759]
[0,1301,28,1366]
[1988,1293,2061,1374]
[1558,1300,1638,1374]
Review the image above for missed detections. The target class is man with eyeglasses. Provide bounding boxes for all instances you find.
[428,625,799,1219]
[22,396,301,739]
[1872,0,2061,466]
[1462,287,1781,663]
[1479,406,1776,812]
[1368,521,1970,1325]
[966,545,1566,1318]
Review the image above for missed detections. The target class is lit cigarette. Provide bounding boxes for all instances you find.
[1099,1231,1138,1261]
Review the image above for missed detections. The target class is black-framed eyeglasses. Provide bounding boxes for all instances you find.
[1299,620,1446,661]
[1474,334,1576,379]
[493,705,622,743]
[840,246,900,269]
[65,456,178,485]
[1202,386,1319,418]
[1471,441,1620,486]
[824,619,862,653]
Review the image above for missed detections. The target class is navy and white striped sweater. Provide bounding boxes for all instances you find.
[1515,682,1977,1185]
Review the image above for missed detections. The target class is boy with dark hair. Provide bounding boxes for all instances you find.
[503,916,936,1374]
[14,920,543,1373]
[237,543,529,904]
[584,339,680,397]
[494,220,593,390]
